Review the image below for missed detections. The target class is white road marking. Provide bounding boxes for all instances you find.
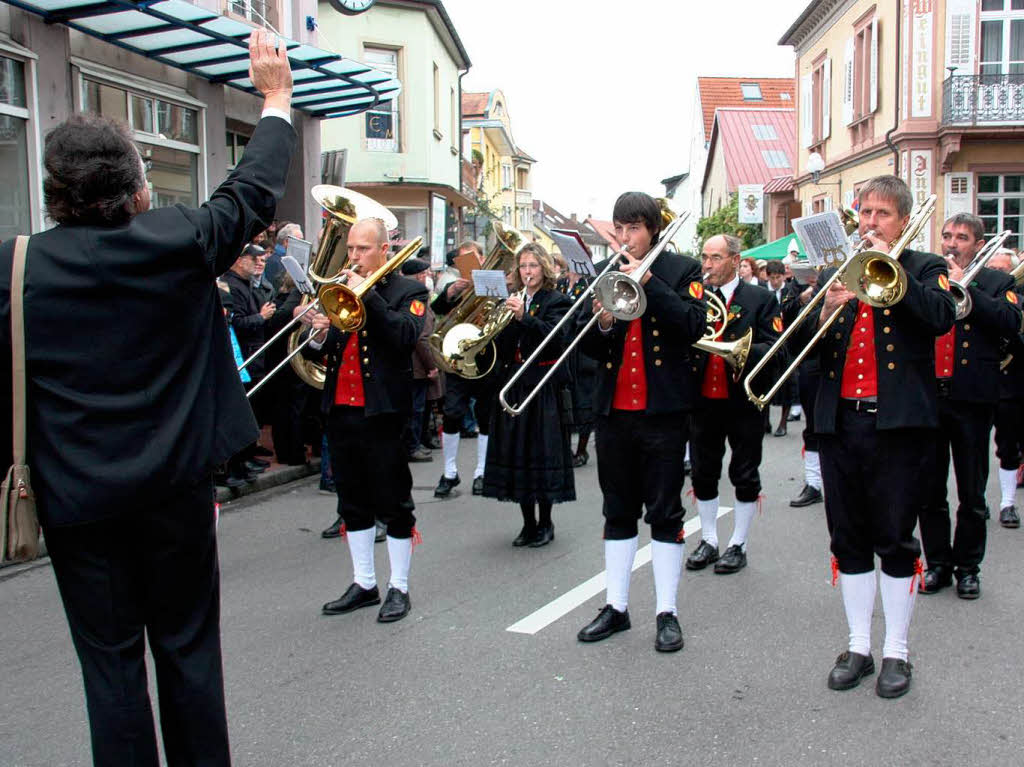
[506,506,733,635]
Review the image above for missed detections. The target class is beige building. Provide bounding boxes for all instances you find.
[781,0,1024,252]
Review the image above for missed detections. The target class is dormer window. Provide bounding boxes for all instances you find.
[741,83,763,100]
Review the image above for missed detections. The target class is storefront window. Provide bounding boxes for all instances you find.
[0,55,30,240]
[392,207,427,248]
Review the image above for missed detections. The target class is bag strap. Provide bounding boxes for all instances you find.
[10,235,28,465]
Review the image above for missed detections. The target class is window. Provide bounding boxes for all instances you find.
[762,150,791,169]
[432,62,440,136]
[364,47,400,152]
[979,1,1024,77]
[751,124,778,140]
[516,167,528,189]
[501,164,512,189]
[450,86,458,150]
[392,207,427,247]
[740,83,762,100]
[227,0,278,29]
[82,78,201,208]
[0,55,31,240]
[852,19,876,119]
[518,206,531,231]
[977,174,1023,249]
[780,92,792,100]
[226,130,250,170]
[502,205,512,225]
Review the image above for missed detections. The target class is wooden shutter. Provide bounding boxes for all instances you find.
[801,73,813,148]
[869,18,879,114]
[821,59,832,139]
[843,37,855,125]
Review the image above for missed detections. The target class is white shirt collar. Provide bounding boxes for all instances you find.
[719,274,740,304]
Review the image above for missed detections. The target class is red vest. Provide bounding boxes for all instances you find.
[333,334,365,407]
[612,319,648,411]
[934,327,956,379]
[840,304,878,398]
[701,292,730,399]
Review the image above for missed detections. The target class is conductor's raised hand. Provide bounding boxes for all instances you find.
[249,29,293,113]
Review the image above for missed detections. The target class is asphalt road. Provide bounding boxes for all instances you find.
[2,415,1022,766]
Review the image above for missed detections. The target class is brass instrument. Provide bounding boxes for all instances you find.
[428,222,523,379]
[949,229,1013,319]
[998,247,1024,371]
[743,194,938,410]
[693,281,752,377]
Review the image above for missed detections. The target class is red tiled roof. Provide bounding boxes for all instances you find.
[697,77,795,139]
[586,218,621,250]
[706,108,796,191]
[462,91,489,118]
[764,175,795,194]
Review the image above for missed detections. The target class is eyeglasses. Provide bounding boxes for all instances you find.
[701,254,729,264]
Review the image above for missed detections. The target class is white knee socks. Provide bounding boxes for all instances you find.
[652,541,683,616]
[605,537,638,612]
[999,467,1017,510]
[729,500,757,550]
[839,570,876,656]
[475,434,489,479]
[805,450,822,491]
[879,572,916,662]
[386,536,412,594]
[442,431,459,479]
[697,497,719,548]
[347,527,377,590]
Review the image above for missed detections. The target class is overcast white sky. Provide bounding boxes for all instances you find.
[442,0,812,220]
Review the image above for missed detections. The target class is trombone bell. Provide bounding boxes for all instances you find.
[592,273,647,321]
[694,328,753,378]
[841,251,907,308]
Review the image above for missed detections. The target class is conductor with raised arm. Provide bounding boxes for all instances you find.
[0,32,295,766]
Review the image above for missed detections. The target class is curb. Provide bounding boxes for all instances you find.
[215,458,322,504]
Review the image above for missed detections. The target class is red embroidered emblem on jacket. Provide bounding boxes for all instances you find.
[409,299,425,316]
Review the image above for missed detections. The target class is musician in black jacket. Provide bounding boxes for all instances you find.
[687,234,786,575]
[575,192,707,653]
[765,260,803,436]
[483,243,575,546]
[918,214,1023,599]
[308,219,428,624]
[992,250,1024,528]
[815,176,955,699]
[0,32,293,766]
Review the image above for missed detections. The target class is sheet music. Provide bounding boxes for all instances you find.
[791,211,851,268]
[550,229,596,277]
[472,269,509,298]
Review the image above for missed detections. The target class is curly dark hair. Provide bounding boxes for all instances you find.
[43,113,145,226]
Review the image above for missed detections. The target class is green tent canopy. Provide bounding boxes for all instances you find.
[741,234,805,261]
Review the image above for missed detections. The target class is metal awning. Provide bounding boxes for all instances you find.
[3,0,401,118]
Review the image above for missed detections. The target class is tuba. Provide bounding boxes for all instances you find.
[428,222,524,379]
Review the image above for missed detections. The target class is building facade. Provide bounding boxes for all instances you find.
[781,0,1024,252]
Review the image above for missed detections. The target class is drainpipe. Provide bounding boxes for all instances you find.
[458,68,468,243]
[884,0,902,176]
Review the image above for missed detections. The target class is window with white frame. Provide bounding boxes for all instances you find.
[0,55,31,240]
[501,164,512,189]
[364,47,400,152]
[227,0,278,30]
[226,130,251,170]
[82,78,201,208]
[518,206,530,231]
[977,173,1022,249]
[502,205,512,226]
[979,0,1024,77]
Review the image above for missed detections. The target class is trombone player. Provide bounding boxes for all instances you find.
[814,176,955,699]
[917,214,1022,599]
[574,192,707,653]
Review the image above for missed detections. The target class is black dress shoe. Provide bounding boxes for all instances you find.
[713,544,747,574]
[790,484,823,507]
[1000,505,1021,528]
[774,424,787,437]
[572,451,589,468]
[918,565,952,594]
[955,570,981,600]
[377,587,411,622]
[655,612,684,652]
[528,525,554,548]
[827,651,875,690]
[472,476,484,495]
[685,540,720,571]
[224,475,248,489]
[249,457,270,468]
[434,474,460,498]
[876,658,913,698]
[321,517,345,539]
[244,460,267,474]
[513,526,537,547]
[322,583,380,615]
[577,605,631,642]
[407,446,433,463]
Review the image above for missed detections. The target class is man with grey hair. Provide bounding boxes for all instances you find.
[264,221,303,289]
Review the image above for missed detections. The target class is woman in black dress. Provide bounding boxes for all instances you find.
[482,243,576,547]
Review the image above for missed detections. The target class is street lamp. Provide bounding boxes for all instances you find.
[807,151,826,184]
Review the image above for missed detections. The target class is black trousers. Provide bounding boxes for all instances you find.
[690,398,765,503]
[596,410,688,542]
[820,408,929,577]
[270,373,308,464]
[918,398,994,574]
[994,398,1024,471]
[442,373,496,435]
[43,476,229,767]
[327,406,415,538]
[798,367,821,452]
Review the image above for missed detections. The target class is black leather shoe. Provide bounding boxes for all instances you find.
[685,540,719,571]
[528,525,554,548]
[513,526,537,547]
[322,583,380,615]
[790,484,823,507]
[918,565,952,594]
[713,544,747,574]
[773,425,787,437]
[407,446,432,462]
[577,605,630,642]
[876,658,913,698]
[249,457,270,468]
[321,517,345,539]
[955,570,981,600]
[224,475,248,489]
[244,460,267,474]
[654,612,684,652]
[1000,505,1021,528]
[377,587,411,622]
[572,451,589,468]
[472,476,484,495]
[827,651,875,690]
[434,474,460,498]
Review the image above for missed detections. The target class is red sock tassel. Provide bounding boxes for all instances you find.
[410,527,423,550]
[338,522,346,540]
[685,487,696,506]
[756,493,766,517]
[911,558,924,593]
[676,527,686,543]
[830,556,839,588]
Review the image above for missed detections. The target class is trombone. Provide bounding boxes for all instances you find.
[743,194,938,410]
[499,214,694,416]
[949,229,1013,319]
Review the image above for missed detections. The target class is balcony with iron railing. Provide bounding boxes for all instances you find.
[942,73,1024,126]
